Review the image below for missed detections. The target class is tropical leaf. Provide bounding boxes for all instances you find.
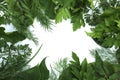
[39,58,49,80]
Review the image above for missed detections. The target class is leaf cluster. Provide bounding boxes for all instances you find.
[54,0,93,31]
[0,0,55,43]
[0,27,26,44]
[59,52,120,80]
[85,0,120,48]
[90,48,118,64]
[0,38,32,80]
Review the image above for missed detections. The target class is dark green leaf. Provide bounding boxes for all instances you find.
[95,52,105,76]
[86,64,95,80]
[109,72,120,80]
[39,58,49,80]
[58,67,73,80]
[81,58,87,72]
[72,52,80,63]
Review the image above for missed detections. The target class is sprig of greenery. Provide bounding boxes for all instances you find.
[0,38,32,79]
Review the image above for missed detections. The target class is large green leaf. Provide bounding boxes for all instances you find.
[86,64,96,80]
[39,0,56,19]
[109,72,120,80]
[81,58,87,72]
[58,67,73,80]
[95,52,105,76]
[70,65,80,79]
[39,58,49,80]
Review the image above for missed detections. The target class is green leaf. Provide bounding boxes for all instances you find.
[109,72,120,80]
[55,8,70,23]
[88,0,94,9]
[113,64,120,72]
[70,66,80,79]
[72,52,80,63]
[86,64,95,80]
[72,14,85,31]
[104,18,110,26]
[101,8,116,17]
[103,62,114,76]
[39,0,56,19]
[0,17,4,25]
[18,65,41,80]
[39,58,49,80]
[81,58,87,72]
[95,52,105,76]
[98,78,106,80]
[6,31,26,44]
[55,0,75,8]
[58,67,73,80]
[114,20,120,28]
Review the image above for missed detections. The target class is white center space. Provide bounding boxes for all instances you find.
[21,20,99,68]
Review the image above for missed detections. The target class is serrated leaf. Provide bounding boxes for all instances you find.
[55,8,70,23]
[72,14,85,31]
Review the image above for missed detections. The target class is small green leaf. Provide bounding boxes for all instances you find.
[0,17,4,25]
[105,18,110,26]
[72,52,80,63]
[114,20,120,28]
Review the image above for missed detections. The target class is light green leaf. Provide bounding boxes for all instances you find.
[114,20,120,28]
[72,14,85,31]
[55,8,70,23]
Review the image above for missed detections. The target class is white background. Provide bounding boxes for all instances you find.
[4,19,100,69]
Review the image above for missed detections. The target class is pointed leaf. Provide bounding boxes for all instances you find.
[81,58,87,72]
[72,52,80,63]
[95,52,105,76]
[39,58,49,80]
